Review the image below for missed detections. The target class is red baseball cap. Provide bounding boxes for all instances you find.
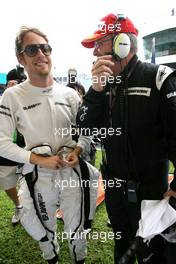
[81,13,138,48]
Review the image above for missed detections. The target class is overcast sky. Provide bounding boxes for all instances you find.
[0,0,175,77]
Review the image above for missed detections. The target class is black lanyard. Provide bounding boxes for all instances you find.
[109,87,117,127]
[108,57,138,129]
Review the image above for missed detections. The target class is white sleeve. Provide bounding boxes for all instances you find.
[0,91,31,164]
[68,89,92,152]
[77,134,91,152]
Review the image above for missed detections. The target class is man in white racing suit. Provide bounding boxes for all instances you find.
[0,26,98,264]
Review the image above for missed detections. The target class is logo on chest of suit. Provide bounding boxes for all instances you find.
[128,87,151,97]
[38,193,49,221]
[42,88,52,93]
[23,102,41,110]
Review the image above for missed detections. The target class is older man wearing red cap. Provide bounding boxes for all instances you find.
[81,13,138,48]
[77,13,176,264]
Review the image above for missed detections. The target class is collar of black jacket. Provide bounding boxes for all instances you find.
[121,54,139,80]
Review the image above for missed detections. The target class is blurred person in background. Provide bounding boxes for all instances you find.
[0,66,26,225]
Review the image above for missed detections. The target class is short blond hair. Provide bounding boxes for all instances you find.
[15,26,49,55]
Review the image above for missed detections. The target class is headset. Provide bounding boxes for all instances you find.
[112,14,131,59]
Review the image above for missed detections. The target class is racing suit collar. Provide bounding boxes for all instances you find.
[21,80,54,96]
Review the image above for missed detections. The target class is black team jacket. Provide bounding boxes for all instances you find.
[77,55,176,200]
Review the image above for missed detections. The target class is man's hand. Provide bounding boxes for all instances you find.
[65,146,82,167]
[65,151,79,167]
[163,189,176,198]
[92,55,114,92]
[30,152,65,170]
[7,80,18,88]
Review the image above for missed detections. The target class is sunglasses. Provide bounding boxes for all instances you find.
[94,37,114,49]
[20,44,52,57]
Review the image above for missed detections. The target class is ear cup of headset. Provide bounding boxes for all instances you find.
[113,33,131,59]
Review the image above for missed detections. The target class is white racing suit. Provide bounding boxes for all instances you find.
[0,81,98,263]
[18,145,99,263]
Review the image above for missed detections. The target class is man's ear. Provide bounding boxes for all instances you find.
[17,55,24,66]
